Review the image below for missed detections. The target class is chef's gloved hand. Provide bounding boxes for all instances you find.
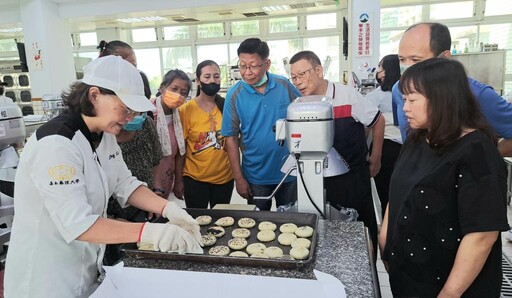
[138,222,203,254]
[161,201,202,245]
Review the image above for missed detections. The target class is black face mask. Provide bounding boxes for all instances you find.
[200,82,221,96]
[376,76,383,84]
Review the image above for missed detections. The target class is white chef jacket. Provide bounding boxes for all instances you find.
[4,111,144,298]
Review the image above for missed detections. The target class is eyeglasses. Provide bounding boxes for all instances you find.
[238,60,267,73]
[115,97,139,117]
[122,105,139,117]
[290,67,315,83]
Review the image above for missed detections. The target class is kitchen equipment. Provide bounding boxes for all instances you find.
[0,101,26,150]
[4,90,17,102]
[0,100,25,212]
[121,208,318,270]
[272,95,334,218]
[20,90,31,102]
[42,94,65,120]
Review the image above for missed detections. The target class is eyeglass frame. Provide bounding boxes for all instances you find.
[120,102,140,117]
[290,67,316,83]
[238,59,268,73]
[109,93,140,117]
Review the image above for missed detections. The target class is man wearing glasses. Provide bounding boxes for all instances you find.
[289,50,384,259]
[221,38,301,211]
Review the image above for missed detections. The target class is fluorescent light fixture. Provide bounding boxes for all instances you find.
[140,16,167,22]
[0,28,23,33]
[262,5,290,12]
[117,16,167,23]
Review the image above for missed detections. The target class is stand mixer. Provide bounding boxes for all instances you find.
[42,94,65,120]
[254,95,340,219]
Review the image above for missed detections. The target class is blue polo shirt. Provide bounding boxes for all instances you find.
[221,72,301,184]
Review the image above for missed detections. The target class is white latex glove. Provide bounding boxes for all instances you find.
[162,201,202,244]
[138,223,203,254]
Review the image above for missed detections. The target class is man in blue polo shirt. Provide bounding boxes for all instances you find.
[392,22,512,155]
[222,38,301,211]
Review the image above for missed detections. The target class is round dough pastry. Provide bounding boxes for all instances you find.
[237,217,256,228]
[279,223,298,233]
[291,238,312,249]
[208,245,230,256]
[207,226,225,238]
[229,251,249,257]
[227,237,248,250]
[231,228,251,239]
[278,232,297,246]
[195,215,212,226]
[264,246,283,259]
[215,216,235,227]
[294,226,314,238]
[257,230,276,242]
[246,243,266,255]
[201,234,217,247]
[250,253,270,258]
[258,221,277,231]
[290,247,310,260]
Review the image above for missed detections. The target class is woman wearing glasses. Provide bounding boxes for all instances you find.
[152,69,192,200]
[4,56,202,298]
[96,41,165,265]
[175,60,233,208]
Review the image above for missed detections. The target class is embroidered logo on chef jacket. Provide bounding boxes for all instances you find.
[108,150,120,160]
[48,164,79,186]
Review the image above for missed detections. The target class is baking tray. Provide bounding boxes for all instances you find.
[121,208,318,270]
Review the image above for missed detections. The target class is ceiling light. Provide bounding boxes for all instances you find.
[117,16,167,23]
[117,18,144,23]
[140,16,167,22]
[0,28,23,33]
[262,5,290,12]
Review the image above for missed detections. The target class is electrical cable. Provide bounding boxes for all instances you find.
[294,154,326,219]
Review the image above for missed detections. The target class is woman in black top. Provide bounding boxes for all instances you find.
[379,58,509,297]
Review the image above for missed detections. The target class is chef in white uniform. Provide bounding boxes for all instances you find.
[4,56,203,298]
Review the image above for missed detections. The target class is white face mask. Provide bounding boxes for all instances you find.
[400,64,411,76]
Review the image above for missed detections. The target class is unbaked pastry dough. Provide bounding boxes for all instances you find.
[279,223,298,233]
[208,245,230,256]
[229,251,249,257]
[290,247,310,260]
[264,246,283,258]
[277,232,297,246]
[195,215,212,226]
[294,226,314,238]
[256,230,276,242]
[215,216,235,227]
[258,221,277,231]
[291,238,311,249]
[246,243,266,255]
[207,226,225,238]
[231,228,251,239]
[201,234,217,247]
[227,237,248,250]
[237,217,256,228]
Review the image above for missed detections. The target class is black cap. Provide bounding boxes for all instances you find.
[0,80,7,86]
